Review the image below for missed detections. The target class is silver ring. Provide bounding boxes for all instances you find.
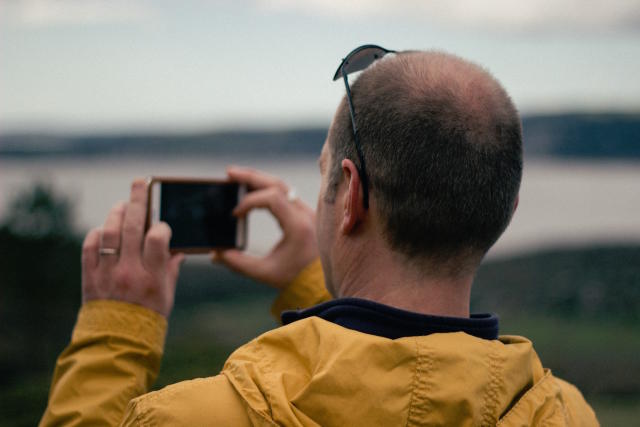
[99,247,119,256]
[287,188,298,203]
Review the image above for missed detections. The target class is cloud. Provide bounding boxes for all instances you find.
[5,1,637,33]
[257,0,640,33]
[1,0,159,28]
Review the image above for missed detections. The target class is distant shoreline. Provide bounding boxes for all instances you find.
[1,112,639,159]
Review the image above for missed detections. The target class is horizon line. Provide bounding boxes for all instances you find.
[2,108,640,137]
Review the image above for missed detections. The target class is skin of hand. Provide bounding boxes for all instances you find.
[213,166,318,290]
[81,179,184,318]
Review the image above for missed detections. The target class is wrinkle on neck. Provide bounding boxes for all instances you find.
[335,237,474,318]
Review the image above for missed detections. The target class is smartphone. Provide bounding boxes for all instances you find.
[147,177,247,253]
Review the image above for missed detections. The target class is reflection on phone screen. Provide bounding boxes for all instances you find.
[160,182,239,249]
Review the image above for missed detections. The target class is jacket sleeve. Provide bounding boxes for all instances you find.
[39,300,167,427]
[120,374,253,426]
[270,258,332,323]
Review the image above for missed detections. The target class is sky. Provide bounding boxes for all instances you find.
[1,0,640,133]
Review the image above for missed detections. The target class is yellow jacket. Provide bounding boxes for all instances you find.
[41,260,598,426]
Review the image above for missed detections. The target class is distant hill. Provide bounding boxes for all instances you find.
[522,113,640,159]
[0,128,327,158]
[1,112,639,158]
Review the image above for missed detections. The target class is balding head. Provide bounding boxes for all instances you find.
[327,50,522,274]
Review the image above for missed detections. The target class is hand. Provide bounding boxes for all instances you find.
[81,179,184,318]
[213,166,318,289]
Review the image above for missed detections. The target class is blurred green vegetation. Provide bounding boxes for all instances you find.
[1,184,638,426]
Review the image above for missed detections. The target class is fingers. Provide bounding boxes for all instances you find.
[100,201,126,264]
[233,187,294,228]
[82,228,101,272]
[142,222,172,271]
[121,179,149,260]
[227,166,288,192]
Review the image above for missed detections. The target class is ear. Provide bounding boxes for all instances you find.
[340,158,365,235]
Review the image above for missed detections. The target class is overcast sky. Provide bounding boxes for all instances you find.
[1,0,639,133]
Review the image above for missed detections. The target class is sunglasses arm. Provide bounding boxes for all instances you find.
[341,68,370,209]
[341,70,359,134]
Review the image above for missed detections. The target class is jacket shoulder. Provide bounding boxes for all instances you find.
[121,374,254,426]
[498,370,599,427]
[554,377,599,426]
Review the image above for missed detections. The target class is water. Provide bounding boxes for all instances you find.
[1,155,639,259]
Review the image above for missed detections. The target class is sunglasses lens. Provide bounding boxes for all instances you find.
[332,45,393,81]
[343,47,390,75]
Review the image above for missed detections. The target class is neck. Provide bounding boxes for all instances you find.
[334,240,474,318]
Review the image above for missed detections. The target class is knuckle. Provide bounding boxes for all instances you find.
[146,231,167,248]
[123,222,143,236]
[101,227,120,242]
[147,223,170,241]
[267,187,282,199]
[274,190,289,207]
[114,265,134,288]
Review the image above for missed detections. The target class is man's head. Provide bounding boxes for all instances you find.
[319,50,522,286]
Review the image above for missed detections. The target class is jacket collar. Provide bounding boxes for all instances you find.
[282,297,499,340]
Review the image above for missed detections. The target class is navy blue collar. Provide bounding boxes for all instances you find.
[282,298,499,340]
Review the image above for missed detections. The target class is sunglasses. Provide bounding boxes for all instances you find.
[333,44,396,209]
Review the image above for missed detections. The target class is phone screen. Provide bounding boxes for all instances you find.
[157,182,243,250]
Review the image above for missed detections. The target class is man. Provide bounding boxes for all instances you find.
[41,47,598,426]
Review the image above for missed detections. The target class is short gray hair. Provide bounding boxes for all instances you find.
[326,50,522,272]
